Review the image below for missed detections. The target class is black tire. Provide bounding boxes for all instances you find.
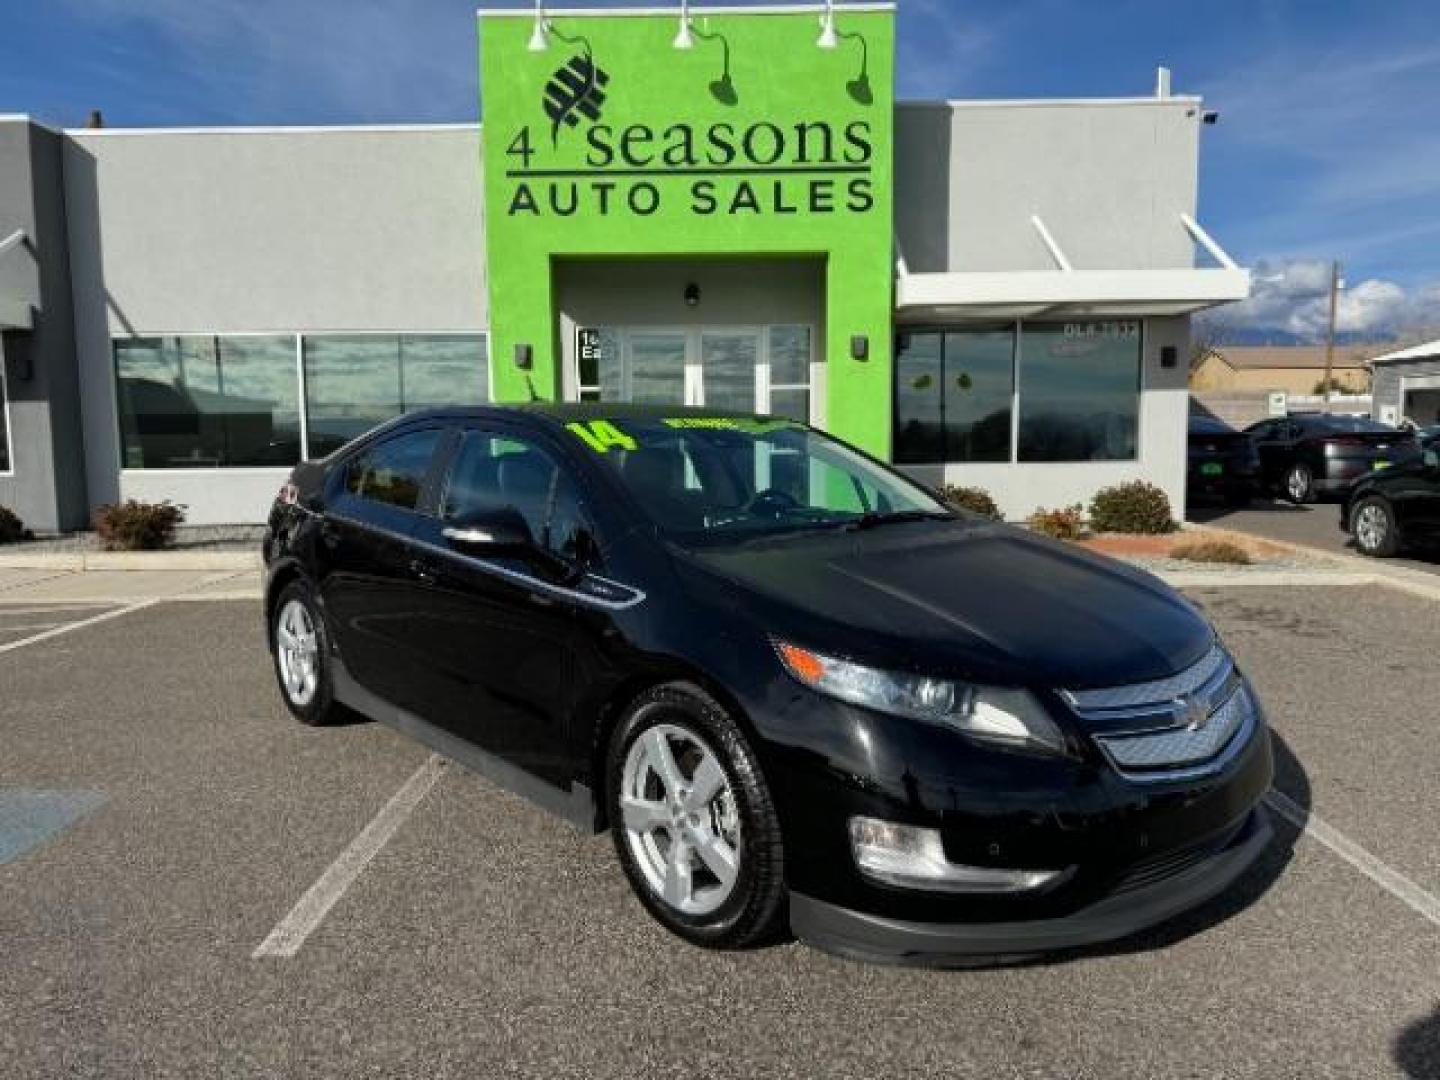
[606,683,786,950]
[270,580,343,726]
[1351,496,1400,558]
[1284,463,1315,504]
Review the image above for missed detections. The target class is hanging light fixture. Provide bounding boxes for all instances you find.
[527,0,550,51]
[673,0,695,49]
[817,0,839,49]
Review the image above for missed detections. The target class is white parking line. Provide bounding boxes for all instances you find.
[0,599,161,656]
[253,754,448,959]
[1265,789,1440,930]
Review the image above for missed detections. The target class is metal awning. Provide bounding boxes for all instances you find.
[895,214,1250,322]
[0,229,34,329]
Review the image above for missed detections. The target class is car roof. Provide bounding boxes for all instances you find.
[394,402,791,427]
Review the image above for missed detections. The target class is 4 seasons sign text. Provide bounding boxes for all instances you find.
[506,53,876,219]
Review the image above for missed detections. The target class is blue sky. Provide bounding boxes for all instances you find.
[4,0,1438,341]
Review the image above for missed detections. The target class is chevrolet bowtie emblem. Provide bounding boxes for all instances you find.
[1177,692,1212,732]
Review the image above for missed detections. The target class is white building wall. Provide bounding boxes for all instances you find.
[895,98,1203,274]
[63,125,487,523]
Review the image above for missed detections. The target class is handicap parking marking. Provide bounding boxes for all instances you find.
[253,753,448,959]
[0,790,108,865]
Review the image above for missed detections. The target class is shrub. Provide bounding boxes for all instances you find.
[938,484,1001,520]
[1170,537,1252,565]
[1088,481,1176,535]
[0,505,33,544]
[93,499,186,551]
[1027,504,1085,541]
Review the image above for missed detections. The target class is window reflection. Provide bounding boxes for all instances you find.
[1017,322,1140,462]
[896,321,1141,464]
[114,335,300,468]
[301,334,487,458]
[0,362,10,472]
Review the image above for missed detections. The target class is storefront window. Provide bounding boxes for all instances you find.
[302,334,487,458]
[114,335,300,468]
[895,328,1014,463]
[1017,322,1140,462]
[0,357,10,472]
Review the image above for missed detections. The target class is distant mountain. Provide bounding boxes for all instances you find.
[1205,327,1399,347]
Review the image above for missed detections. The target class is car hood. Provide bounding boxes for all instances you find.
[681,520,1212,690]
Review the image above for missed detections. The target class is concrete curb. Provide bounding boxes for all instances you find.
[1182,521,1440,604]
[0,550,260,572]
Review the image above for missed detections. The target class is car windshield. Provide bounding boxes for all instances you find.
[565,415,950,547]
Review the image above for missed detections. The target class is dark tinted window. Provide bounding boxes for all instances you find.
[441,430,588,557]
[1018,322,1140,462]
[114,335,301,468]
[345,428,441,510]
[895,328,1014,463]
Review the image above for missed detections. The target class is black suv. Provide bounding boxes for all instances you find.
[262,405,1272,964]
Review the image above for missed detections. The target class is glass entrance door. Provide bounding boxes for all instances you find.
[574,325,812,421]
[623,330,688,405]
[699,329,760,413]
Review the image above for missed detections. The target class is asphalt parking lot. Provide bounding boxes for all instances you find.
[1191,497,1440,577]
[3,591,1439,1078]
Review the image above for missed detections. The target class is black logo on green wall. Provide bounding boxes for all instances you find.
[544,54,611,144]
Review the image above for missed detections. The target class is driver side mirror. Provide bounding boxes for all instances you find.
[441,506,534,555]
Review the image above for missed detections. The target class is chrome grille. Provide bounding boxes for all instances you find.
[1098,687,1252,772]
[1063,645,1257,782]
[1063,644,1227,712]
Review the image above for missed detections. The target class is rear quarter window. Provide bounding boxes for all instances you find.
[344,428,442,511]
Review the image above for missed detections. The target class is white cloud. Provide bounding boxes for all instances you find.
[1208,258,1440,340]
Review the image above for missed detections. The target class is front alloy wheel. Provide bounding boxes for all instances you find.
[620,724,741,916]
[1353,498,1399,557]
[607,685,786,949]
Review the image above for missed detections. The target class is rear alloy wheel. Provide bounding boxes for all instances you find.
[271,581,342,725]
[607,685,786,949]
[1284,463,1315,504]
[1352,498,1399,557]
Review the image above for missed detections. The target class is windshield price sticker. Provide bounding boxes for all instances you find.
[566,420,637,453]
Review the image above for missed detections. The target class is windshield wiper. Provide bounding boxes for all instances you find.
[846,510,951,532]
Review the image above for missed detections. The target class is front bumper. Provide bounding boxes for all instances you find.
[791,804,1273,965]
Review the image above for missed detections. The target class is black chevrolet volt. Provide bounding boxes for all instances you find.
[262,404,1273,964]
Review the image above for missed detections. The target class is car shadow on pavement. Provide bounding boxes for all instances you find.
[1394,1005,1440,1079]
[1187,500,1313,522]
[1002,729,1312,971]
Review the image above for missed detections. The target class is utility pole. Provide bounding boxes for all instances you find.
[1322,259,1341,413]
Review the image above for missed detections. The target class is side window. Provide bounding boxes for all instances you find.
[441,430,591,558]
[345,428,441,510]
[1248,421,1276,440]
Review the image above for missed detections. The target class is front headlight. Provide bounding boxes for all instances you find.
[774,640,1069,757]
